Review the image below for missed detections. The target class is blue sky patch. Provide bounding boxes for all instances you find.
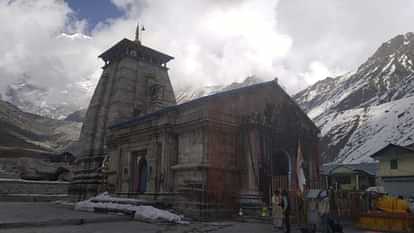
[66,0,124,31]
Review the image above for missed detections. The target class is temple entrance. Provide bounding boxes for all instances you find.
[137,158,148,192]
[271,150,292,192]
[131,150,148,193]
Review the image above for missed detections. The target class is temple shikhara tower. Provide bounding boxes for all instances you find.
[71,24,176,199]
[72,24,321,218]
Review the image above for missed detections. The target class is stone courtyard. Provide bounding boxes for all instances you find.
[0,202,379,233]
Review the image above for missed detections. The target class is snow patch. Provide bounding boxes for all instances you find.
[74,192,187,224]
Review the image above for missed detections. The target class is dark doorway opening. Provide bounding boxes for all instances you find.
[131,150,148,193]
[137,158,148,192]
[271,150,291,192]
[272,150,290,176]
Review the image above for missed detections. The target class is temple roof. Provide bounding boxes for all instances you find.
[370,143,414,159]
[98,38,174,64]
[109,81,275,129]
[110,80,319,132]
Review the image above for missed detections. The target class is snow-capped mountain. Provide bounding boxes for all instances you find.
[4,77,90,120]
[318,96,414,163]
[294,32,414,163]
[3,78,84,119]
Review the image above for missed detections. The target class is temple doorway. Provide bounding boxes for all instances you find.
[131,150,148,193]
[271,150,292,192]
[137,158,148,192]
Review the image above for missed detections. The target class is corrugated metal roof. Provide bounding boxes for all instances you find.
[370,143,414,158]
[321,162,379,176]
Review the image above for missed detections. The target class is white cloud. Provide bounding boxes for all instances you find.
[301,61,332,85]
[123,0,292,87]
[0,0,99,108]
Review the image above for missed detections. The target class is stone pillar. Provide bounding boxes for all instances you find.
[356,174,360,191]
[239,126,263,214]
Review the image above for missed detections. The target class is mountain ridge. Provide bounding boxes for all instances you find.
[0,98,81,154]
[294,32,414,163]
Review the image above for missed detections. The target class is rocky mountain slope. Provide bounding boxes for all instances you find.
[294,32,414,163]
[64,109,87,123]
[4,77,88,120]
[0,99,81,153]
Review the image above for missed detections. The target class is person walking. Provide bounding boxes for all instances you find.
[282,190,290,233]
[272,190,284,232]
[318,190,331,233]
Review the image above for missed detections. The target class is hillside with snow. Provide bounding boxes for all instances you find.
[319,96,414,163]
[294,32,414,163]
[4,78,88,120]
[0,99,81,153]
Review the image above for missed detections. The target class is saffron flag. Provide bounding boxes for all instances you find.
[296,139,306,193]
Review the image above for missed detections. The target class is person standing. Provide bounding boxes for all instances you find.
[282,190,290,233]
[272,190,284,232]
[318,190,331,233]
[307,196,319,233]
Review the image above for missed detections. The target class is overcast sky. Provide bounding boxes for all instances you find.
[0,0,413,106]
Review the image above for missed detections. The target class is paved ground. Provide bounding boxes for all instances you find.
[0,221,379,233]
[0,202,380,233]
[0,202,129,227]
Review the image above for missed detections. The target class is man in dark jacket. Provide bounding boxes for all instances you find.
[282,190,291,233]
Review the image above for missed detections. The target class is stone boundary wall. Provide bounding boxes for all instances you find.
[0,178,69,195]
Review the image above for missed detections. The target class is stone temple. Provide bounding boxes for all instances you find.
[71,25,321,218]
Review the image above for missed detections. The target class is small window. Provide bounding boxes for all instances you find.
[390,159,398,170]
[130,50,137,57]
